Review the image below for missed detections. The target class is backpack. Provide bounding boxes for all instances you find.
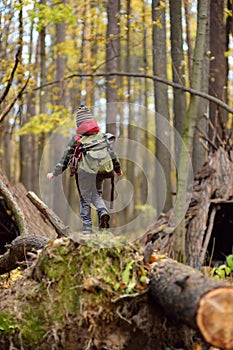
[70,132,115,176]
[69,132,116,209]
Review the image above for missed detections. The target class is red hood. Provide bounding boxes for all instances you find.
[76,119,100,135]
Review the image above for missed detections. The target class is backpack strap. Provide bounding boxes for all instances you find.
[110,174,114,209]
[69,143,82,177]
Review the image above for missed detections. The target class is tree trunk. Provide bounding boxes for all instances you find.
[125,0,135,224]
[150,254,233,349]
[106,0,120,136]
[83,0,92,106]
[174,0,209,262]
[152,0,172,213]
[105,0,120,221]
[0,168,29,236]
[209,0,227,144]
[52,5,67,220]
[186,147,233,268]
[37,0,47,175]
[184,0,193,84]
[169,0,187,138]
[0,236,232,349]
[193,1,210,174]
[0,168,57,239]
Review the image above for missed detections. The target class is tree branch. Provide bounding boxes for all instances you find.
[0,77,29,123]
[27,191,72,238]
[0,48,21,105]
[31,71,233,114]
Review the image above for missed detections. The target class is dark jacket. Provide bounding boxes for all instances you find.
[52,119,122,176]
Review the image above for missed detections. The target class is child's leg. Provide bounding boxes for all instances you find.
[91,180,110,229]
[77,171,93,232]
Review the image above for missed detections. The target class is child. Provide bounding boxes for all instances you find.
[47,105,122,234]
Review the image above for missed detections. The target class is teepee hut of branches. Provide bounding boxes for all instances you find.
[142,147,233,268]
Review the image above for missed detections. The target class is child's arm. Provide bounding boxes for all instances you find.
[47,137,76,179]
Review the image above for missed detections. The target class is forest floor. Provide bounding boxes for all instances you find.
[0,238,232,350]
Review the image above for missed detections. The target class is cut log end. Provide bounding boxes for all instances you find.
[196,287,233,349]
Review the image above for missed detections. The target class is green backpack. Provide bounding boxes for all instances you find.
[77,132,115,175]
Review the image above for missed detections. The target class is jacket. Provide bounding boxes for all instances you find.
[52,119,122,176]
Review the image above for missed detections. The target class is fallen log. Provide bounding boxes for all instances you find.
[0,237,196,350]
[149,255,233,349]
[0,168,57,241]
[0,169,29,236]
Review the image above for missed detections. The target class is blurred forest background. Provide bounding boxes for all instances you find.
[0,0,232,237]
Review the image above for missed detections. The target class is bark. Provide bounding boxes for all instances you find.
[125,0,134,223]
[141,148,233,269]
[27,191,72,238]
[174,0,209,262]
[152,0,172,212]
[193,1,210,174]
[186,147,233,267]
[0,235,49,274]
[105,0,120,218]
[150,255,233,349]
[209,0,228,144]
[37,0,46,169]
[28,13,40,193]
[83,0,92,106]
[52,6,67,219]
[0,167,57,239]
[141,4,150,206]
[184,0,193,84]
[0,168,29,236]
[0,236,232,349]
[169,0,187,138]
[106,0,120,136]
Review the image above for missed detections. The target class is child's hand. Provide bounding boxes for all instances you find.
[47,172,54,180]
[117,171,123,177]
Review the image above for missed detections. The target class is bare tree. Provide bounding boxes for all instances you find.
[106,0,120,136]
[169,0,187,138]
[174,0,209,262]
[152,0,172,212]
[209,0,227,144]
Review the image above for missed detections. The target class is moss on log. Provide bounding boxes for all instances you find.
[0,237,197,350]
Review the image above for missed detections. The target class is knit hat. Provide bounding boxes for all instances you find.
[75,105,94,126]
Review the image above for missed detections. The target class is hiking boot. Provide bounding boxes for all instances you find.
[99,213,110,229]
[82,230,92,234]
[82,225,92,234]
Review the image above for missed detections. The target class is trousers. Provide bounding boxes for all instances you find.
[75,170,108,229]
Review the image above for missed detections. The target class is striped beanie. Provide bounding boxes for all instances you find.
[75,105,94,126]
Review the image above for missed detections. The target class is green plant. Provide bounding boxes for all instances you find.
[211,254,233,280]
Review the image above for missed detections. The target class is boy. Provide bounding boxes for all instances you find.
[47,105,122,234]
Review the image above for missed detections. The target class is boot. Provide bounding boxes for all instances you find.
[99,213,110,229]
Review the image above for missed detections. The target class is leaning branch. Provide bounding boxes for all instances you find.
[0,48,21,105]
[27,191,72,238]
[0,77,30,123]
[31,72,233,114]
